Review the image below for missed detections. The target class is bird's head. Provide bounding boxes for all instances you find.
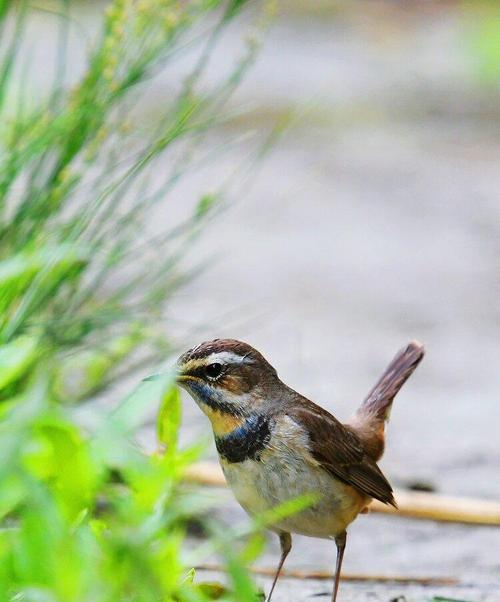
[176,339,279,433]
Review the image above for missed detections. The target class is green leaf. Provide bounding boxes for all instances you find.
[251,493,318,531]
[157,385,182,450]
[180,567,196,586]
[466,5,500,84]
[225,554,260,602]
[22,416,100,520]
[0,472,25,519]
[195,193,218,220]
[0,335,38,390]
[0,246,88,315]
[197,581,227,599]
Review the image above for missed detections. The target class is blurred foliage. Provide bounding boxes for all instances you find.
[0,0,279,599]
[0,370,271,600]
[466,1,500,85]
[0,0,275,405]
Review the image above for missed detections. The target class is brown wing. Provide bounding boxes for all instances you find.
[288,401,397,507]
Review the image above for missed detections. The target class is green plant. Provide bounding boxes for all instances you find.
[0,368,271,601]
[0,0,278,599]
[0,0,269,404]
[466,2,500,85]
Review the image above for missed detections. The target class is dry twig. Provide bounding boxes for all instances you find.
[195,563,459,586]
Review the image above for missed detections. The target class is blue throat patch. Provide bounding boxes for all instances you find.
[187,380,243,416]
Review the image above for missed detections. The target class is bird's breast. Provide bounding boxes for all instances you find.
[219,415,368,538]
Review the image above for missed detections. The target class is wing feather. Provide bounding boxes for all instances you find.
[288,403,396,507]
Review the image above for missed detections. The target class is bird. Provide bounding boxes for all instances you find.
[176,338,424,602]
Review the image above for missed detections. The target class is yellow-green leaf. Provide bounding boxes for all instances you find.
[157,385,181,450]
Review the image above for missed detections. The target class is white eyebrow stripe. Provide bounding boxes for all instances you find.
[206,351,254,365]
[181,350,254,373]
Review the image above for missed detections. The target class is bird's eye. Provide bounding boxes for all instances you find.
[205,362,223,380]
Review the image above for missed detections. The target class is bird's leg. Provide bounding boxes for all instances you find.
[331,531,347,602]
[266,532,292,602]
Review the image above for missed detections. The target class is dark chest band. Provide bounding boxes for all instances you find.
[215,414,272,463]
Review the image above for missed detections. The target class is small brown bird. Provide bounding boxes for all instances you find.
[177,339,424,602]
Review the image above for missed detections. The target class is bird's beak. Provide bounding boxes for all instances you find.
[175,367,187,383]
[176,367,197,384]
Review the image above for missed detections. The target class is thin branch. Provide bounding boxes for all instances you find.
[195,564,459,586]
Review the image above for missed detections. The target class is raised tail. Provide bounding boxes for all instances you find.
[348,341,425,461]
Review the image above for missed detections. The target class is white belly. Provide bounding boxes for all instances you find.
[220,449,367,538]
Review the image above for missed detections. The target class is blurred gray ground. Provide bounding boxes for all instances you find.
[165,4,500,601]
[196,569,498,602]
[23,2,500,600]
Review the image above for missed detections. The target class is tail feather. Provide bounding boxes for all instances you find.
[348,340,425,461]
[359,340,425,422]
